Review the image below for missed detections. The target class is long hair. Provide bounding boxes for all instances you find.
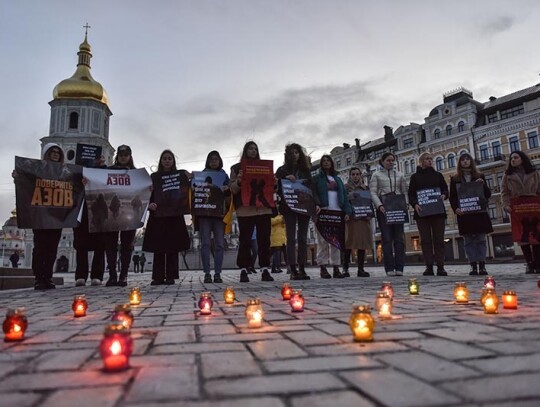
[505,150,536,175]
[241,141,260,160]
[284,143,310,173]
[113,149,135,169]
[319,154,337,176]
[157,149,177,172]
[204,150,223,170]
[455,152,482,180]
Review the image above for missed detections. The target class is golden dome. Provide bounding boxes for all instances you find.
[52,35,109,107]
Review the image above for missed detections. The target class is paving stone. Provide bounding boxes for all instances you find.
[290,390,375,407]
[201,351,262,379]
[153,326,196,345]
[248,339,308,360]
[151,342,246,354]
[308,341,409,356]
[41,386,124,407]
[33,348,95,371]
[0,392,42,406]
[264,354,381,373]
[126,397,286,407]
[400,337,495,360]
[284,329,341,346]
[461,352,540,374]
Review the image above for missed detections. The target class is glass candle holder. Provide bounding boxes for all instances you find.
[483,275,496,290]
[381,281,394,300]
[3,308,28,342]
[482,288,499,314]
[129,287,141,306]
[349,304,375,342]
[502,290,518,309]
[374,291,392,319]
[198,292,214,315]
[454,282,469,304]
[245,298,264,328]
[223,287,235,304]
[408,279,419,295]
[111,304,134,329]
[289,290,305,312]
[72,294,88,317]
[99,323,133,372]
[281,283,293,301]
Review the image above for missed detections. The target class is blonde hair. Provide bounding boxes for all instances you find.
[418,151,432,165]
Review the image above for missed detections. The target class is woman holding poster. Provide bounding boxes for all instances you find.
[408,152,449,276]
[143,150,190,285]
[230,141,274,283]
[502,151,540,274]
[313,155,351,279]
[449,153,492,275]
[369,152,408,277]
[275,143,314,280]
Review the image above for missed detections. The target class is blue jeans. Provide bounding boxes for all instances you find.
[377,211,405,272]
[199,217,225,276]
[463,234,487,262]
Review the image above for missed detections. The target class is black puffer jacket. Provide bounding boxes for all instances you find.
[408,166,449,220]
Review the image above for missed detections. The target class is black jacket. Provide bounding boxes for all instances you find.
[449,174,493,235]
[408,166,449,220]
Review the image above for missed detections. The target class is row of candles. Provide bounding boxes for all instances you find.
[1,276,523,369]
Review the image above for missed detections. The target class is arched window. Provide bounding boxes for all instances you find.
[458,121,465,132]
[434,129,441,139]
[458,149,468,156]
[446,125,452,136]
[436,157,444,171]
[69,112,79,129]
[405,161,410,174]
[448,154,456,168]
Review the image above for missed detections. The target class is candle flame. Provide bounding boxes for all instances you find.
[110,340,122,355]
[13,324,21,333]
[357,319,367,329]
[77,304,84,311]
[485,298,494,307]
[252,311,262,321]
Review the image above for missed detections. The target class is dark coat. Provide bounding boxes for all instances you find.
[408,166,449,220]
[275,164,318,215]
[449,174,493,235]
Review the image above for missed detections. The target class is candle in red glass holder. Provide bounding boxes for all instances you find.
[129,287,141,306]
[72,294,88,317]
[281,283,293,301]
[99,323,133,372]
[3,308,28,342]
[198,292,213,315]
[289,289,305,312]
[223,287,235,304]
[111,304,134,329]
[483,275,496,290]
[502,290,518,309]
[381,281,394,300]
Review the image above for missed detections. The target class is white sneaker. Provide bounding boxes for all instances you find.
[91,279,102,286]
[75,279,86,287]
[385,271,395,276]
[395,270,403,276]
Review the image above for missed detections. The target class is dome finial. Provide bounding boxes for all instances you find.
[83,22,91,40]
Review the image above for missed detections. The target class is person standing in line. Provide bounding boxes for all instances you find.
[275,143,315,280]
[9,251,19,268]
[313,154,351,279]
[230,141,274,283]
[502,150,540,274]
[132,253,140,273]
[369,152,408,276]
[344,167,372,277]
[449,153,493,275]
[408,152,449,276]
[143,150,190,285]
[198,150,230,283]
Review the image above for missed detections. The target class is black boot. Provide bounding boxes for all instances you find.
[533,246,540,274]
[299,264,311,280]
[290,265,301,280]
[526,263,535,274]
[356,250,369,277]
[478,261,488,275]
[333,266,345,278]
[342,267,351,277]
[320,265,331,279]
[261,268,274,281]
[117,250,131,287]
[423,264,434,276]
[469,262,478,276]
[105,272,118,286]
[436,265,448,276]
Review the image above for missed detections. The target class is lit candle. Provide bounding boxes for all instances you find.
[99,323,133,372]
[374,291,392,319]
[289,289,305,312]
[454,282,469,304]
[483,276,496,290]
[502,290,518,309]
[111,304,134,329]
[198,292,214,315]
[223,287,235,304]
[349,304,375,342]
[408,279,419,295]
[381,281,394,300]
[245,298,264,328]
[281,283,293,301]
[482,288,499,314]
[72,294,88,317]
[129,287,141,306]
[3,308,28,342]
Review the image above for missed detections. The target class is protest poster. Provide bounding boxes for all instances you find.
[457,182,487,214]
[191,170,228,217]
[382,194,409,224]
[151,170,190,218]
[510,196,540,244]
[416,187,445,217]
[281,179,316,216]
[350,190,374,219]
[241,159,275,208]
[14,156,84,229]
[83,168,152,232]
[316,209,345,249]
[75,143,102,167]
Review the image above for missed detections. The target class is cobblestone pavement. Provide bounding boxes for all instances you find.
[1,264,540,407]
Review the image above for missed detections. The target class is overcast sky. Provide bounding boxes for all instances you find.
[1,0,540,222]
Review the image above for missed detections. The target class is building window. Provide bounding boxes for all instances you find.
[479,145,489,160]
[403,138,413,149]
[336,160,341,169]
[527,131,539,149]
[69,112,79,129]
[434,129,441,139]
[492,141,502,158]
[509,136,520,152]
[488,204,497,220]
[458,121,465,132]
[448,154,456,168]
[500,105,524,120]
[405,161,410,174]
[485,176,494,189]
[346,157,352,166]
[446,125,452,136]
[435,157,444,171]
[487,112,499,123]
